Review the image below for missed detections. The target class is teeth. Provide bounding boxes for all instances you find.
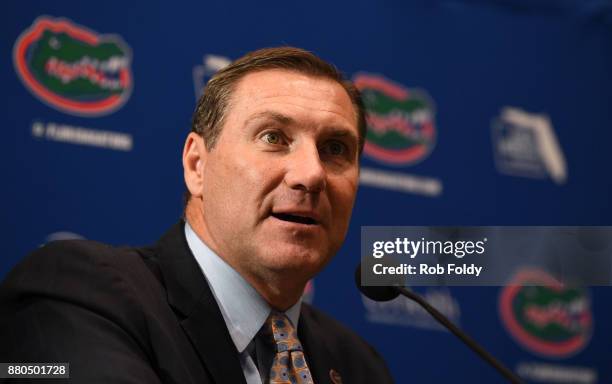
[99,78,121,89]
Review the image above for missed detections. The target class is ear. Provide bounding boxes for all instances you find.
[183,132,208,198]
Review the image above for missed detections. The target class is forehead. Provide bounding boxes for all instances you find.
[227,69,358,131]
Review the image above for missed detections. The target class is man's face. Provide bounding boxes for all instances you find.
[195,69,360,284]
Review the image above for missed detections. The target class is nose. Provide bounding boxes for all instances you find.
[285,143,326,193]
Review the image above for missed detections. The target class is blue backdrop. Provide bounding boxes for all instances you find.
[3,1,612,383]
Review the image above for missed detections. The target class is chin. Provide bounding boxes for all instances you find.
[258,244,330,274]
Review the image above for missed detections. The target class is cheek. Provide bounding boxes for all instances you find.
[215,148,258,187]
[215,153,283,213]
[241,155,286,197]
[203,154,248,217]
[329,177,358,228]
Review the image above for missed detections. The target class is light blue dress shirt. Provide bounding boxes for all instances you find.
[184,222,302,384]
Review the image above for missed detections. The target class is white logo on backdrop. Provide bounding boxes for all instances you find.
[192,54,232,101]
[492,107,567,184]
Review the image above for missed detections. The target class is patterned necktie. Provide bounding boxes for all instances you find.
[267,312,314,384]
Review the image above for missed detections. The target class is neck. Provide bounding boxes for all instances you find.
[247,273,305,311]
[185,201,306,311]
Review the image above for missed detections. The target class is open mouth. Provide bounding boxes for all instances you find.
[271,213,318,225]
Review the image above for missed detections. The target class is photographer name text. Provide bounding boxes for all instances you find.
[373,263,483,277]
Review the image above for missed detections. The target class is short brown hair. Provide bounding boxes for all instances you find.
[191,46,366,152]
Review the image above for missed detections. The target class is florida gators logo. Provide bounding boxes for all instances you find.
[499,269,592,358]
[13,16,133,116]
[353,73,436,165]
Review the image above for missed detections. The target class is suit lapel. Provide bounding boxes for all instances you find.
[155,222,247,384]
[298,306,340,384]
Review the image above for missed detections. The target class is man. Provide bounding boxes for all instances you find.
[0,47,394,384]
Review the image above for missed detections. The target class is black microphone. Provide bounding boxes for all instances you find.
[355,264,524,384]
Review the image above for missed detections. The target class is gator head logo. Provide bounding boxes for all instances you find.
[13,16,132,116]
[499,269,592,358]
[354,73,436,165]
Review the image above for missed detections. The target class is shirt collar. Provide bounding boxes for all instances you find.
[184,221,302,352]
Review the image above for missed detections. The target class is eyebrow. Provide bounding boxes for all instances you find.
[245,111,295,126]
[246,110,359,145]
[326,129,359,146]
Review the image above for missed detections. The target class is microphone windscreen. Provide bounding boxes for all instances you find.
[354,263,400,302]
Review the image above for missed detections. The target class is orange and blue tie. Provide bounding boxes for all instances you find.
[267,312,314,384]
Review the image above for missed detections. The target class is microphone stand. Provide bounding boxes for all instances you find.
[395,286,524,384]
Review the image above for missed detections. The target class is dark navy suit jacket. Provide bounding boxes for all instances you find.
[0,222,394,383]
